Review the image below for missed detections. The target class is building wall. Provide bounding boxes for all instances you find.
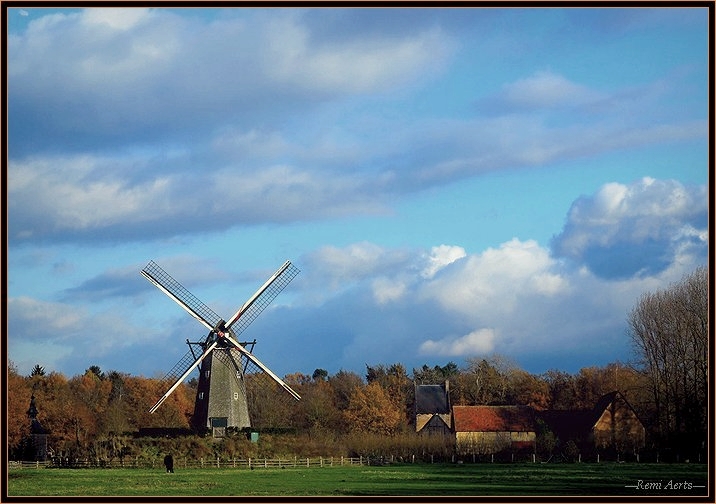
[416,413,451,433]
[456,431,535,454]
[592,400,645,451]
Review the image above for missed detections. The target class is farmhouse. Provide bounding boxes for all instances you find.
[540,391,646,455]
[414,382,451,435]
[452,405,536,455]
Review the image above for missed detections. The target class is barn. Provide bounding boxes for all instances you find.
[539,391,646,457]
[591,391,646,452]
[414,382,451,435]
[452,405,536,455]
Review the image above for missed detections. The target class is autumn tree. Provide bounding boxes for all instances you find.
[366,363,413,426]
[294,378,340,432]
[327,369,364,432]
[343,381,402,436]
[7,362,32,452]
[542,369,578,409]
[506,370,550,410]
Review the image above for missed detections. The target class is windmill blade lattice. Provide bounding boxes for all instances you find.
[142,260,223,330]
[242,359,299,428]
[157,345,204,386]
[229,261,300,335]
[140,258,301,430]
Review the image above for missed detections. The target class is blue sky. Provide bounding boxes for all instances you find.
[6,7,709,381]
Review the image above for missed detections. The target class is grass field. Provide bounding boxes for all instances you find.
[8,462,709,497]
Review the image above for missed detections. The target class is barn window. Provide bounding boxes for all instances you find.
[199,392,204,400]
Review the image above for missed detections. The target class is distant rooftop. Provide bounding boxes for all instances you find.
[415,383,450,414]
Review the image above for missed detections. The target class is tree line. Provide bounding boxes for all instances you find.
[7,266,707,462]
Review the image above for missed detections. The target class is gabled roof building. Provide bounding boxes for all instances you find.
[452,405,537,454]
[414,382,451,435]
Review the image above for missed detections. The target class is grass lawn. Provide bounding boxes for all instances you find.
[7,462,709,497]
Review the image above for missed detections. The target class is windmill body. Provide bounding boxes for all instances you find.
[193,347,251,432]
[141,260,300,434]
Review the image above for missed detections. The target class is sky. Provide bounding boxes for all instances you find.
[6,6,710,383]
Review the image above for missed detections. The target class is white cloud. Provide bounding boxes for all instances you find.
[263,15,453,93]
[502,71,604,110]
[421,244,466,278]
[421,238,568,316]
[8,296,161,375]
[8,155,174,237]
[552,178,707,278]
[80,7,152,31]
[372,277,406,304]
[419,328,496,357]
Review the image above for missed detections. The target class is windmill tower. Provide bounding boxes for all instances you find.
[141,260,301,434]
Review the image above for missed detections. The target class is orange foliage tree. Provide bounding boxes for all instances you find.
[343,381,402,436]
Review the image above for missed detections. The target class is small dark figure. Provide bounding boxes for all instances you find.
[163,454,174,473]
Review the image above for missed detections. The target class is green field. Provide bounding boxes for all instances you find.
[8,463,709,497]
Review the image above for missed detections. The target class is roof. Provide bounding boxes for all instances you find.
[538,391,643,440]
[453,405,536,433]
[538,410,594,440]
[415,384,450,414]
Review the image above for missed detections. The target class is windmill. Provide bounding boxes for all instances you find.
[140,259,301,434]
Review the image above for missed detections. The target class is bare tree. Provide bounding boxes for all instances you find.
[627,266,707,456]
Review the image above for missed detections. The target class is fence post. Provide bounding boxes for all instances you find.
[248,458,251,469]
[320,457,323,467]
[359,456,362,466]
[264,458,267,468]
[341,456,344,466]
[306,457,309,468]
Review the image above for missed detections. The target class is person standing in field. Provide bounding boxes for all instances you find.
[164,454,174,473]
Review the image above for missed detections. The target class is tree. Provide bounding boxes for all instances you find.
[506,370,550,410]
[294,379,340,432]
[30,364,46,377]
[86,365,105,381]
[412,362,459,384]
[542,369,577,410]
[366,363,412,426]
[328,370,364,411]
[343,382,402,436]
[312,368,329,381]
[7,363,32,452]
[457,355,518,405]
[627,266,708,455]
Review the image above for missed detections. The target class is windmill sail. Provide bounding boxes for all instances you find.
[225,334,301,400]
[141,259,301,431]
[225,260,300,334]
[141,260,222,332]
[149,340,219,413]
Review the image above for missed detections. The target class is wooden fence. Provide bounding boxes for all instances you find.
[8,456,371,470]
